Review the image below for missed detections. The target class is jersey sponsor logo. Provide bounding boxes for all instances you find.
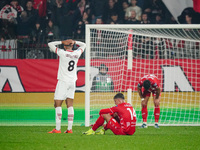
[0,66,25,92]
[65,54,78,59]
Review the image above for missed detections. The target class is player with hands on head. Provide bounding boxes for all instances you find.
[48,39,86,133]
[83,93,136,135]
[137,74,161,128]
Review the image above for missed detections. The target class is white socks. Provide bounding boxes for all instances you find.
[68,106,74,130]
[55,107,62,131]
[55,106,74,131]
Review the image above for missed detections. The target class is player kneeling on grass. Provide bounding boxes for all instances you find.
[47,39,86,133]
[83,93,136,135]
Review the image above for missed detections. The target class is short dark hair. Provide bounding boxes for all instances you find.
[143,80,151,90]
[114,93,124,100]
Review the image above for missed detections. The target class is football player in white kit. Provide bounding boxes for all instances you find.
[48,39,86,133]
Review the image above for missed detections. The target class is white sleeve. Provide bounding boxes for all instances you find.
[75,41,86,53]
[48,41,62,53]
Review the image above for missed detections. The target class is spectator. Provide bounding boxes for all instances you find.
[140,12,151,24]
[153,13,164,24]
[72,0,86,28]
[108,12,123,24]
[0,0,23,23]
[74,12,89,39]
[125,10,140,24]
[91,63,114,92]
[185,14,193,24]
[125,0,142,21]
[102,0,118,23]
[0,19,16,39]
[122,1,129,21]
[90,0,107,24]
[24,0,39,29]
[96,17,103,24]
[31,21,45,44]
[16,11,32,43]
[46,19,59,42]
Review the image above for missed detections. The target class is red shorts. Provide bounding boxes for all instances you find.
[107,118,126,135]
[142,90,161,97]
[106,118,136,135]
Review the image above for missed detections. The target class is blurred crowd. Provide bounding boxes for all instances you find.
[0,0,199,43]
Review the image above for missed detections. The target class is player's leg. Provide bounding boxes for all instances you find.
[140,90,150,128]
[64,81,76,133]
[48,80,65,133]
[48,100,63,133]
[83,114,106,135]
[102,114,126,135]
[64,98,74,133]
[153,94,161,128]
[83,113,112,135]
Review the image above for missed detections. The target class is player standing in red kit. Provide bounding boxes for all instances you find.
[83,93,136,135]
[137,74,161,128]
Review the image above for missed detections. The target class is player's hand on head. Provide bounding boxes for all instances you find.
[62,39,75,46]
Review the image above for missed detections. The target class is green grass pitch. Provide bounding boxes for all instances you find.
[0,126,199,150]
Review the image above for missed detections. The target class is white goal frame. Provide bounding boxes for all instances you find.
[85,24,200,127]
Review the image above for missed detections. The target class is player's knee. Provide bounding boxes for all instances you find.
[141,101,147,107]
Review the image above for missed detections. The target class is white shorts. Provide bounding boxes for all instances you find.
[54,80,76,100]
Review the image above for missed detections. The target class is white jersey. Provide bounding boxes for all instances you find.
[48,41,86,82]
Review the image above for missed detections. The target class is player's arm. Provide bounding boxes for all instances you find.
[75,41,86,53]
[155,87,161,99]
[99,108,113,115]
[137,83,144,100]
[48,41,62,53]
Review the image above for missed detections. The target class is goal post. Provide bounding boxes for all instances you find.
[85,24,200,127]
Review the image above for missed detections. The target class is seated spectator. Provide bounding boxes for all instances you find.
[185,14,193,24]
[31,21,45,44]
[108,13,123,24]
[91,63,114,92]
[125,0,142,21]
[125,10,140,24]
[153,13,164,24]
[46,19,59,42]
[140,12,151,24]
[96,17,103,24]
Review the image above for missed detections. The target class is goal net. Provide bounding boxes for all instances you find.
[85,25,200,126]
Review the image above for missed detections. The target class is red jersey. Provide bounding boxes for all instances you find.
[99,102,136,135]
[138,74,160,92]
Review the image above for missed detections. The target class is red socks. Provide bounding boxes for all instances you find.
[142,106,148,123]
[154,106,160,123]
[92,115,104,131]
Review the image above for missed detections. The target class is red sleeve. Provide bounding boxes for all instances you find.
[99,108,113,115]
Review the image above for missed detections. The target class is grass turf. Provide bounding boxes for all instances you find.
[0,126,199,150]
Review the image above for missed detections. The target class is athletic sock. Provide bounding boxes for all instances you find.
[67,106,74,130]
[142,105,148,123]
[92,115,104,131]
[55,107,62,131]
[104,124,108,130]
[154,106,160,123]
